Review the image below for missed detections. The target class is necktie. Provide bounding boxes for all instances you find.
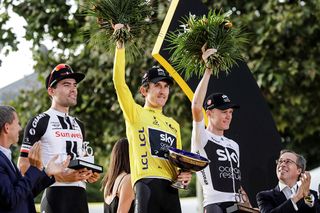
[283,186,293,199]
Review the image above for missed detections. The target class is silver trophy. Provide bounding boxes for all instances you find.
[68,141,103,173]
[168,147,210,190]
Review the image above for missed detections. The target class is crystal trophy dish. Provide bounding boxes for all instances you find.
[168,147,210,190]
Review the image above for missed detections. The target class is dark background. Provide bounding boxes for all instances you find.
[154,0,283,206]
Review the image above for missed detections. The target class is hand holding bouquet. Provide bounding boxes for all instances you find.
[83,0,154,60]
[167,10,248,78]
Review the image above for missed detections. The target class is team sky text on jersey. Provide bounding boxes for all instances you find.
[196,149,241,186]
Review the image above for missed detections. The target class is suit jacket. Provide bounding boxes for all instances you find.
[0,151,54,213]
[256,185,319,213]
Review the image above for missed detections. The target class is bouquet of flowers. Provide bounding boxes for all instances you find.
[83,0,154,60]
[167,10,248,78]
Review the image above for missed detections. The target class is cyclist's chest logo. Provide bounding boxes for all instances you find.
[148,128,177,159]
[165,121,177,133]
[153,116,160,126]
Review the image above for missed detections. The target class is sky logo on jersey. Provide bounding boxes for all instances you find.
[216,148,241,180]
[216,149,239,167]
[160,133,175,146]
[205,142,241,192]
[148,128,177,159]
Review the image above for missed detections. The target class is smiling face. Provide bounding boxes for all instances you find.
[276,152,302,187]
[49,78,78,111]
[140,81,170,110]
[206,108,233,135]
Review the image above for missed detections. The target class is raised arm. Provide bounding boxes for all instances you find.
[112,24,138,123]
[191,46,217,122]
[192,68,212,122]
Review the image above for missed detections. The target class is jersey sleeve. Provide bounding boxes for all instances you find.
[191,118,208,152]
[20,113,50,157]
[112,47,138,123]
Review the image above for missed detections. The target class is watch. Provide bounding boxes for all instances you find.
[304,193,314,206]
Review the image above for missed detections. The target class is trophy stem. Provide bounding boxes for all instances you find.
[171,180,189,190]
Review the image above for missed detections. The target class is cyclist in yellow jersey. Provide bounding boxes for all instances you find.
[112,24,192,213]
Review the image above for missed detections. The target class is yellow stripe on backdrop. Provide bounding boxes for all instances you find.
[152,0,208,125]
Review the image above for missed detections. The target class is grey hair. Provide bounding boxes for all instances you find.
[280,149,306,172]
[0,105,16,133]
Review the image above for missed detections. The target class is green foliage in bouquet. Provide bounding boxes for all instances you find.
[167,10,248,78]
[82,0,154,60]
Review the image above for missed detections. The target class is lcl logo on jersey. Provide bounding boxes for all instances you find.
[216,149,239,167]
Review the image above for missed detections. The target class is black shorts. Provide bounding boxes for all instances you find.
[134,178,181,213]
[204,202,235,213]
[41,186,89,213]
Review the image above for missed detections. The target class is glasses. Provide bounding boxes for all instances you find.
[48,64,73,88]
[276,158,297,166]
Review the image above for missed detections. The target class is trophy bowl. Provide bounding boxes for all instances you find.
[168,147,210,189]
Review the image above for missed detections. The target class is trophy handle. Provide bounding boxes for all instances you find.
[171,180,189,190]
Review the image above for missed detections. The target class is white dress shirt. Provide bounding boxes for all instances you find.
[0,145,16,171]
[278,181,314,210]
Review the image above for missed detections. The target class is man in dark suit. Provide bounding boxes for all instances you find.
[0,105,68,213]
[257,149,319,213]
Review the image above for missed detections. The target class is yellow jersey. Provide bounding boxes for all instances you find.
[113,48,181,185]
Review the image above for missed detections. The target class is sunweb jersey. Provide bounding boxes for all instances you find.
[113,48,181,185]
[20,108,86,188]
[191,119,241,207]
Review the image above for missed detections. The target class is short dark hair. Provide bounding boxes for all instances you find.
[0,106,16,134]
[139,82,151,99]
[279,149,306,172]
